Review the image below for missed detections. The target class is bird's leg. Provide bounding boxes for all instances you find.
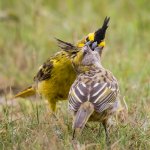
[51,112,58,121]
[102,121,111,150]
[71,129,79,150]
[72,129,76,140]
[97,123,103,137]
[49,100,56,112]
[47,100,59,120]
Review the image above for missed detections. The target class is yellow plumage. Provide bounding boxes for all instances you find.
[37,52,76,111]
[98,40,105,47]
[88,33,94,41]
[15,51,76,112]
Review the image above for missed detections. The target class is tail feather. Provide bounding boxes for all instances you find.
[73,101,94,139]
[14,86,36,98]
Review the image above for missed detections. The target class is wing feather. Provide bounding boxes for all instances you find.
[69,78,118,113]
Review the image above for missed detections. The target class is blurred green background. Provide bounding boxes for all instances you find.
[0,0,150,149]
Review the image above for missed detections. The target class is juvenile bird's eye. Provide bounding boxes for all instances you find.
[83,51,87,55]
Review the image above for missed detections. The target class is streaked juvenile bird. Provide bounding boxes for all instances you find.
[14,17,110,112]
[63,45,121,146]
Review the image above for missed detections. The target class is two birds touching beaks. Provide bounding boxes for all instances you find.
[14,17,128,147]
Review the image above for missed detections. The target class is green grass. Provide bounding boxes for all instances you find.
[0,0,150,149]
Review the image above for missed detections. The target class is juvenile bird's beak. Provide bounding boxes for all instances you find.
[85,41,92,47]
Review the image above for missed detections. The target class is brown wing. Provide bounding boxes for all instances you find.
[90,82,118,112]
[69,77,119,113]
[34,58,53,82]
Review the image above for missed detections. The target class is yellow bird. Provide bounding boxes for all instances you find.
[14,17,110,112]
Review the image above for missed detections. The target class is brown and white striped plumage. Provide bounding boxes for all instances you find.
[64,45,121,145]
[69,67,119,115]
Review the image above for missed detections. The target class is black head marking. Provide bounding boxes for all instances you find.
[94,17,110,44]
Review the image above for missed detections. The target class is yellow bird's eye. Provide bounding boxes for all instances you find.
[98,41,105,47]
